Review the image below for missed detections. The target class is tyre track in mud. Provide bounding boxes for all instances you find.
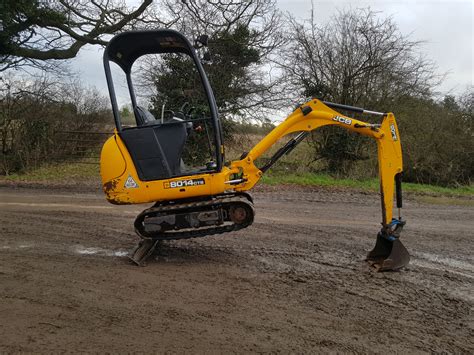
[0,186,472,353]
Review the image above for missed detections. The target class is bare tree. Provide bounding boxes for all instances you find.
[0,75,111,174]
[280,7,439,173]
[135,0,286,122]
[284,7,439,107]
[0,0,155,72]
[396,92,473,186]
[163,0,284,58]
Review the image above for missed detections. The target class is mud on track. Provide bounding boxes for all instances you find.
[0,185,473,353]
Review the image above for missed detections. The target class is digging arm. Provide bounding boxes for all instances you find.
[230,99,404,230]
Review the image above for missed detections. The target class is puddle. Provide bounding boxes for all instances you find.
[0,243,128,258]
[413,251,474,273]
[0,243,35,251]
[75,247,101,255]
[72,245,129,257]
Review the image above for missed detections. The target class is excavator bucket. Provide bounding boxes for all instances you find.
[366,219,409,271]
[367,233,410,271]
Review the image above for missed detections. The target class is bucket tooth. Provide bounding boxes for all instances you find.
[129,239,159,266]
[367,233,410,271]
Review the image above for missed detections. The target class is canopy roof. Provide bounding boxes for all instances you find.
[104,29,193,72]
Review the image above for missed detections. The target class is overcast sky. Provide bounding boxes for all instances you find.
[71,0,473,104]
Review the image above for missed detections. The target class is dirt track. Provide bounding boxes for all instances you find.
[0,185,473,353]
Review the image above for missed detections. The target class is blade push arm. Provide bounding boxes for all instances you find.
[230,99,404,227]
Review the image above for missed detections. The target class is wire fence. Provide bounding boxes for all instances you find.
[53,130,112,164]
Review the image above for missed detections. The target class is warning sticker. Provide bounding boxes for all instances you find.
[124,175,139,189]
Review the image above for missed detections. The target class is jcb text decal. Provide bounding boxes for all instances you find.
[333,115,352,125]
[390,123,398,141]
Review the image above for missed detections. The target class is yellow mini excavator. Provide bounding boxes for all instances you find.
[100,29,409,270]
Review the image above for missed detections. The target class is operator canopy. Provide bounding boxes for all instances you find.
[102,29,223,181]
[105,29,193,73]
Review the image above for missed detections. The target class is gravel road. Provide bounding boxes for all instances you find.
[0,185,472,353]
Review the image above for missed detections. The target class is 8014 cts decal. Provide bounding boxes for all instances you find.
[164,178,205,189]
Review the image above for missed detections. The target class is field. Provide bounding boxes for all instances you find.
[0,183,472,353]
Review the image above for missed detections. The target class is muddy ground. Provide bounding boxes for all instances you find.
[0,184,472,353]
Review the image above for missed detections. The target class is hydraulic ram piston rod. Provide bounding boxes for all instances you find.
[323,101,385,116]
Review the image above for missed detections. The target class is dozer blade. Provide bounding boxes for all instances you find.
[366,233,410,271]
[129,239,159,266]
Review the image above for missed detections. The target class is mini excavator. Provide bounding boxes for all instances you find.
[100,29,409,270]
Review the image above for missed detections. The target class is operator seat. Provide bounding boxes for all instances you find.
[120,107,189,180]
[135,106,157,126]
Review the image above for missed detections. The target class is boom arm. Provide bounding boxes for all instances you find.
[229,99,403,228]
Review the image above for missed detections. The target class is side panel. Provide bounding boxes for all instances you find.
[100,136,127,182]
[100,133,232,204]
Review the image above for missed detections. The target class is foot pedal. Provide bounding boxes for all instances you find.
[129,239,159,266]
[367,233,410,271]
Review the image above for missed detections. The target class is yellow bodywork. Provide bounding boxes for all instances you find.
[100,99,402,226]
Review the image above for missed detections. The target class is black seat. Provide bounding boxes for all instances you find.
[135,106,156,126]
[119,122,188,181]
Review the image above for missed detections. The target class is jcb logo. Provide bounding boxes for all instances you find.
[333,115,352,125]
[164,178,205,189]
[390,123,398,141]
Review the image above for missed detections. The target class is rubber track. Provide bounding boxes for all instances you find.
[134,193,255,241]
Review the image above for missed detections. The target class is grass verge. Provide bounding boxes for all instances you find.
[261,172,473,197]
[0,161,100,183]
[1,162,472,198]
